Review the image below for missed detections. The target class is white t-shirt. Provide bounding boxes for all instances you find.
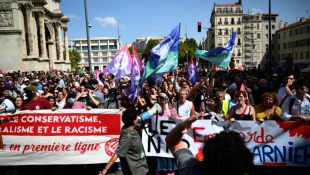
[278,87,296,107]
[56,99,66,109]
[174,100,193,120]
[224,93,231,103]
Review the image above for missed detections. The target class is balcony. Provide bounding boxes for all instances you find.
[237,21,241,24]
[224,22,229,25]
[218,32,222,35]
[237,53,241,56]
[231,21,235,25]
[224,32,229,35]
[218,43,223,46]
[237,42,241,45]
[237,31,241,35]
[218,22,222,25]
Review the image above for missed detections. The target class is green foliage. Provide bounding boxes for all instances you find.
[63,49,81,70]
[128,46,143,60]
[178,42,195,64]
[184,38,198,50]
[142,40,160,61]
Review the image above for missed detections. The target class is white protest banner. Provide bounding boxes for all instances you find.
[142,117,310,167]
[0,109,122,165]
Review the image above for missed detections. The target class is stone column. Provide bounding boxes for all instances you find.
[24,3,36,58]
[38,11,48,59]
[63,26,69,62]
[56,22,64,61]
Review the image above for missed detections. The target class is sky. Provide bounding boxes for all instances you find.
[60,0,310,46]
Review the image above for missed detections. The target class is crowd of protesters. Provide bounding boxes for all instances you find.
[1,65,310,175]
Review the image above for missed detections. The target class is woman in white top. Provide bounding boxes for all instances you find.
[174,89,195,120]
[56,91,67,109]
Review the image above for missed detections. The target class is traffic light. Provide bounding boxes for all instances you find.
[198,22,201,32]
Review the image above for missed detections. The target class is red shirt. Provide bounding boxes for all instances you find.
[21,97,53,110]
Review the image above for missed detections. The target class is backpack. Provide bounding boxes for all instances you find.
[288,96,310,114]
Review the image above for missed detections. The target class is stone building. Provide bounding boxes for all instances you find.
[275,17,310,70]
[205,1,243,67]
[0,0,70,72]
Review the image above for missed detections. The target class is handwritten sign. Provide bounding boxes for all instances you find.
[0,109,122,165]
[142,117,310,167]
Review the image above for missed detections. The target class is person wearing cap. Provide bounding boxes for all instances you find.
[63,91,91,109]
[20,85,56,111]
[301,67,310,82]
[76,85,100,108]
[104,88,122,109]
[278,72,296,109]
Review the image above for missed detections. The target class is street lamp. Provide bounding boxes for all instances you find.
[84,0,92,73]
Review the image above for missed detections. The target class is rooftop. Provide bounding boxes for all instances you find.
[262,13,278,16]
[278,18,310,32]
[216,3,242,6]
[69,37,118,41]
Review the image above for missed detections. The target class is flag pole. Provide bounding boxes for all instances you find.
[185,21,188,67]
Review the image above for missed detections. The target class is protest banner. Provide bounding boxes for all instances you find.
[0,109,122,165]
[142,117,310,167]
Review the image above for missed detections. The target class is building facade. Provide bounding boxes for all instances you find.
[275,17,310,70]
[70,37,121,71]
[132,35,184,53]
[0,0,70,72]
[261,13,282,70]
[206,1,243,67]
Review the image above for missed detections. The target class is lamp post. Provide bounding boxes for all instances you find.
[84,0,92,73]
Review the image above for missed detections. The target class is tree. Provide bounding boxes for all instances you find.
[128,46,143,60]
[184,38,198,50]
[63,49,81,70]
[178,42,195,64]
[142,40,160,61]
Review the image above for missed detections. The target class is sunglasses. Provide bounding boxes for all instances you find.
[157,96,165,100]
[43,88,48,90]
[295,87,305,91]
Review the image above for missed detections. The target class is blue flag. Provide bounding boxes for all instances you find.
[195,30,238,69]
[137,24,181,85]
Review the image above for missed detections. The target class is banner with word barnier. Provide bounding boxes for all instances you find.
[0,109,122,165]
[142,117,310,167]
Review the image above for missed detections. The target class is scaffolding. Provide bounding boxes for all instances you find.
[242,9,262,69]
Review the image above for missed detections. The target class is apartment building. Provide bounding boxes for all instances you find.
[206,1,243,67]
[275,17,310,70]
[70,37,121,71]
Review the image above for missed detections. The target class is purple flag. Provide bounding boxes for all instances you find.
[94,70,103,86]
[125,45,143,102]
[185,59,199,84]
[102,45,132,83]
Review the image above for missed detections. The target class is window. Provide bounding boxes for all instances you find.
[225,39,228,45]
[102,52,107,56]
[278,44,280,50]
[231,18,235,24]
[237,38,241,45]
[218,18,222,24]
[295,52,298,59]
[93,58,99,62]
[306,51,309,58]
[237,18,241,24]
[238,49,241,54]
[301,52,303,59]
[295,41,299,47]
[289,30,293,37]
[300,27,304,34]
[84,53,88,57]
[236,60,239,63]
[257,23,260,30]
[265,25,268,30]
[82,46,88,50]
[265,34,268,39]
[284,32,286,38]
[252,44,255,49]
[219,39,222,45]
[84,59,88,62]
[288,42,292,48]
[295,29,298,35]
[236,8,240,13]
[217,8,221,14]
[76,46,81,51]
[272,25,275,30]
[111,51,117,55]
[307,26,310,33]
[272,44,274,50]
[257,43,260,49]
[91,46,99,50]
[266,44,268,50]
[278,54,280,61]
[93,52,98,56]
[100,45,108,50]
[278,33,280,39]
[237,28,241,33]
[225,18,228,24]
[224,8,227,13]
[283,43,287,49]
[109,45,116,49]
[301,40,305,46]
[272,34,275,38]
